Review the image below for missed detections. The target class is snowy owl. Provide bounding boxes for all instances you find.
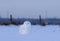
[19,21,31,35]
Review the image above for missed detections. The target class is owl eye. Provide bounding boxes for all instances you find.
[26,23,29,24]
[24,21,31,25]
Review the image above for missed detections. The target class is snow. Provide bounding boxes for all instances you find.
[0,25,60,41]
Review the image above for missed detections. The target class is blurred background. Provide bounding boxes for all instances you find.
[0,0,60,18]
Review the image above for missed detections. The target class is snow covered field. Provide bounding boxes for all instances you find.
[0,25,60,41]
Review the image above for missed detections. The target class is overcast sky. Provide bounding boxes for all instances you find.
[0,0,60,18]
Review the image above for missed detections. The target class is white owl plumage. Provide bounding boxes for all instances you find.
[19,21,31,35]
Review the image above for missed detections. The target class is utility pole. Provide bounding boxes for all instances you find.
[10,14,12,23]
[39,15,41,24]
